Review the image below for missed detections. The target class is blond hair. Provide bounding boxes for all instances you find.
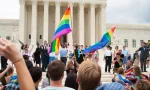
[78,61,101,90]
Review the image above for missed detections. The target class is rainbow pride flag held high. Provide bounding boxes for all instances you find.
[49,7,72,53]
[83,26,116,54]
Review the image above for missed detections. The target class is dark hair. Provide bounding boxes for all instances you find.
[29,67,42,83]
[0,68,5,74]
[107,46,111,48]
[115,46,119,49]
[21,44,25,50]
[23,55,29,60]
[136,80,150,90]
[48,60,65,81]
[25,60,33,70]
[65,72,78,90]
[24,44,28,49]
[62,45,65,48]
[116,53,121,56]
[0,68,7,85]
[6,67,14,76]
[120,54,124,58]
[0,67,14,86]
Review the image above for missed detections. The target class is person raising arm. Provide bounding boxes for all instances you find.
[0,38,35,90]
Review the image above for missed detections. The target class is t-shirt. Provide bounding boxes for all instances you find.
[60,48,68,57]
[5,75,20,89]
[122,50,128,57]
[104,50,112,56]
[42,86,74,90]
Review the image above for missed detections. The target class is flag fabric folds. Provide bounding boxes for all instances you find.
[82,26,116,54]
[49,7,72,53]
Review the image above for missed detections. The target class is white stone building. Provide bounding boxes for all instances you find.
[19,0,106,45]
[0,19,19,42]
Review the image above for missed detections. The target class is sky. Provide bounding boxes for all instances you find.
[0,0,149,24]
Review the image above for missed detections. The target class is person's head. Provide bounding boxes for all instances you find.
[48,60,65,82]
[25,44,29,50]
[6,66,14,76]
[75,45,78,49]
[87,54,92,59]
[29,67,42,85]
[23,55,29,60]
[115,46,119,50]
[21,44,25,50]
[62,45,65,48]
[44,40,47,45]
[110,47,112,50]
[133,66,142,77]
[120,54,124,58]
[116,53,121,58]
[81,45,84,49]
[25,60,33,70]
[127,60,133,67]
[65,72,78,90]
[141,42,145,47]
[123,45,126,50]
[136,80,150,90]
[117,67,124,75]
[107,46,111,50]
[77,60,101,90]
[0,67,14,85]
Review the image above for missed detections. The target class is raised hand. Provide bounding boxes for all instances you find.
[0,38,23,63]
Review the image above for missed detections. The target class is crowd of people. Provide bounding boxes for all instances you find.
[0,38,150,90]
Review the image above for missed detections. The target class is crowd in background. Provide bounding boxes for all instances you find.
[0,39,150,90]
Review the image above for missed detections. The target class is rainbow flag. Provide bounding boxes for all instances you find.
[147,42,150,47]
[83,26,116,54]
[49,7,72,53]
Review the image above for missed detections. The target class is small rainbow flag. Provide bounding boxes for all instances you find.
[147,42,150,47]
[49,7,72,53]
[83,26,116,54]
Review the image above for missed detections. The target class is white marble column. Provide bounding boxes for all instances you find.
[79,3,84,45]
[19,0,26,43]
[31,0,37,45]
[67,3,73,45]
[99,4,106,38]
[90,4,95,45]
[55,2,60,30]
[43,1,49,42]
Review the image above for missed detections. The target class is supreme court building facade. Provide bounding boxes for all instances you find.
[19,0,106,46]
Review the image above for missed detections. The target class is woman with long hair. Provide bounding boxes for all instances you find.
[114,46,119,58]
[133,66,143,80]
[22,44,34,61]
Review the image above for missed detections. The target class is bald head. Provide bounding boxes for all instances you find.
[78,61,101,90]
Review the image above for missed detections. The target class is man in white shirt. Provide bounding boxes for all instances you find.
[104,46,112,73]
[42,60,74,90]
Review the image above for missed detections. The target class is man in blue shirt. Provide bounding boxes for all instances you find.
[122,46,129,68]
[60,45,68,66]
